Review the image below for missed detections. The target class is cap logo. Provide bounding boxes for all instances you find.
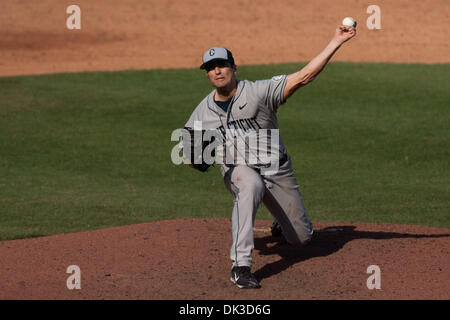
[209,49,215,56]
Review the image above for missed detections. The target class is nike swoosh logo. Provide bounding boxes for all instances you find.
[234,274,240,282]
[238,103,247,110]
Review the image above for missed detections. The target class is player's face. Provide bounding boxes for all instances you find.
[205,61,236,89]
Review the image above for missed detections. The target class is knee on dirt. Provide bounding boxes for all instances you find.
[286,231,313,247]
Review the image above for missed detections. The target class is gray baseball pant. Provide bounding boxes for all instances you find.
[220,156,314,268]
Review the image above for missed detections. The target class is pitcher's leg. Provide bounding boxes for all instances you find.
[223,166,265,267]
[264,187,313,245]
[263,158,313,246]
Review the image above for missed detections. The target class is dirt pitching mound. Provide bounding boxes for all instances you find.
[0,218,448,299]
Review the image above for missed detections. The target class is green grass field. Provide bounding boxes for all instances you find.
[1,62,449,240]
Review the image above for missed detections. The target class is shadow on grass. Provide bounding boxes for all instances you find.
[253,226,450,282]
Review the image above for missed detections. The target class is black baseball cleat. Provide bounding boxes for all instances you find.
[271,219,283,237]
[230,266,261,289]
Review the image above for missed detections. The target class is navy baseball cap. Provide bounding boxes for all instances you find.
[200,47,235,69]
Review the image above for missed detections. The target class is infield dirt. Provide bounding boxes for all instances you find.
[0,219,449,299]
[1,0,449,77]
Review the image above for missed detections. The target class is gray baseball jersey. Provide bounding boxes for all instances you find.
[184,75,288,172]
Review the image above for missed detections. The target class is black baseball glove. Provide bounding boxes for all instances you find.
[182,127,216,172]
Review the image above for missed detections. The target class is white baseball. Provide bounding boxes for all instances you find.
[342,17,356,28]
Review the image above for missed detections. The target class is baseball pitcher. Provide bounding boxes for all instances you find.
[183,25,356,289]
